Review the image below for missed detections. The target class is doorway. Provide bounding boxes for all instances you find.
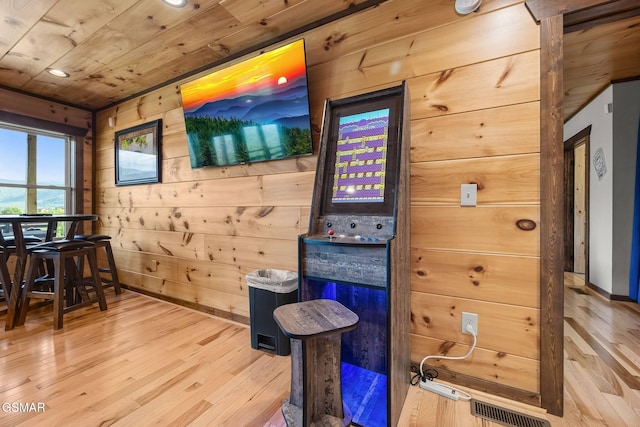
[525,0,640,416]
[564,126,591,282]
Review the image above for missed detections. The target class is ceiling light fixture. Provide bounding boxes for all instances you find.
[162,0,187,7]
[455,0,482,15]
[46,68,70,78]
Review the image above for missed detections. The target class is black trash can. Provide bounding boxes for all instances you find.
[247,269,298,356]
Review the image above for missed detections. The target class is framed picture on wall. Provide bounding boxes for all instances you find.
[115,119,162,186]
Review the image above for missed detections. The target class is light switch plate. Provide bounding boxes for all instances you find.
[461,184,477,206]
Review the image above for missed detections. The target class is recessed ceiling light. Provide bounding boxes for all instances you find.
[46,68,70,78]
[162,0,187,7]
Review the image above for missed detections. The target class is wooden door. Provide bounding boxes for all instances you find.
[574,144,586,273]
[564,127,590,278]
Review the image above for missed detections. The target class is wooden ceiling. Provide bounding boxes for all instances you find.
[0,0,380,111]
[564,12,640,121]
[0,0,638,119]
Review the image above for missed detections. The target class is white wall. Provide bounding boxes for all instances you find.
[612,80,640,296]
[564,81,640,297]
[564,86,613,293]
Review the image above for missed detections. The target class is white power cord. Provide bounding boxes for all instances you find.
[417,323,477,401]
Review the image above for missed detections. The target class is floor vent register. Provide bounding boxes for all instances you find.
[471,399,551,427]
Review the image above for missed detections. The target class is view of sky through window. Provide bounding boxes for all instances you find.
[0,128,64,185]
[0,127,67,214]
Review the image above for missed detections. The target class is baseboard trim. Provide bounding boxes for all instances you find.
[121,284,250,325]
[586,282,633,301]
[414,364,541,408]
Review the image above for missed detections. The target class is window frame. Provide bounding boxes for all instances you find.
[0,122,75,215]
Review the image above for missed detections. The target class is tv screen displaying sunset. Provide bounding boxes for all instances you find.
[180,39,313,168]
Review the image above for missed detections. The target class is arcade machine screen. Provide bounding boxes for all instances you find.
[332,108,389,204]
[321,97,400,218]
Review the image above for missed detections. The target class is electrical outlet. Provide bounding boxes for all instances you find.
[462,312,478,335]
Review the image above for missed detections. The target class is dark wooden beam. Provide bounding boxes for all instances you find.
[528,0,639,415]
[0,110,88,136]
[526,0,618,22]
[525,0,640,27]
[539,13,565,417]
[564,0,640,32]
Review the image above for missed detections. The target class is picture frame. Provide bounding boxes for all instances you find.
[115,119,162,186]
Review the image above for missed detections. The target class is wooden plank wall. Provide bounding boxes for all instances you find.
[94,0,541,396]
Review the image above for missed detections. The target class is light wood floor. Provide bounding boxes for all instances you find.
[1,273,639,426]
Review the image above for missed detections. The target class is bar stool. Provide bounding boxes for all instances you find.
[1,233,45,324]
[273,299,359,427]
[16,240,107,330]
[0,246,12,306]
[0,233,42,263]
[4,235,43,246]
[3,235,46,276]
[73,234,121,294]
[1,245,20,331]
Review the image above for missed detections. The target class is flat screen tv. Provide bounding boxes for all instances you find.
[180,39,313,168]
[320,87,403,216]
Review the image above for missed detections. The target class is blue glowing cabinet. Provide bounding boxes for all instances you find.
[298,83,410,427]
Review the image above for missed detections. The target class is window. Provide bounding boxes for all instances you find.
[0,124,73,235]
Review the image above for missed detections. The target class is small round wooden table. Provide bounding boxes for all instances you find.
[273,299,359,427]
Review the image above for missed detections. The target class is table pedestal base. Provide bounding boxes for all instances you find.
[273,300,359,427]
[282,397,352,427]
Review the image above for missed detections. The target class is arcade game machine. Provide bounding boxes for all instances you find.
[298,82,411,427]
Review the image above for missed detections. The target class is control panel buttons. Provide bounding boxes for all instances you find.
[356,236,381,242]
